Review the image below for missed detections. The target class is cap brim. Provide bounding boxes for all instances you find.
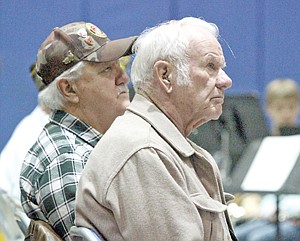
[85,36,137,63]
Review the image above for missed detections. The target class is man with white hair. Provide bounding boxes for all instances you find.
[75,17,237,240]
[19,21,136,240]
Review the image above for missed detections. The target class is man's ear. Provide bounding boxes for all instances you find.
[154,60,173,94]
[57,78,79,103]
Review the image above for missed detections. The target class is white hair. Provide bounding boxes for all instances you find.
[131,17,219,90]
[38,61,87,110]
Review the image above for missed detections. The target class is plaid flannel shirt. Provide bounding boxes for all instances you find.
[20,110,101,241]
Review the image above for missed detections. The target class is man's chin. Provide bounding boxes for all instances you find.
[211,113,222,120]
[118,100,130,113]
[212,105,223,119]
[123,99,130,107]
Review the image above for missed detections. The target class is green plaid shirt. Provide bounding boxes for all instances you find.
[20,110,101,241]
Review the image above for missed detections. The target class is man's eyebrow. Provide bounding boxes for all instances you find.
[205,54,226,67]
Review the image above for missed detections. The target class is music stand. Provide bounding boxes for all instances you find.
[225,135,300,241]
[280,126,300,136]
[189,93,270,177]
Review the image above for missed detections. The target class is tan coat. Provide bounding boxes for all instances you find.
[75,94,237,241]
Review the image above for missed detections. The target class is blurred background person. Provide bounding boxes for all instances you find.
[0,63,50,203]
[266,78,300,136]
[0,63,50,241]
[234,77,300,241]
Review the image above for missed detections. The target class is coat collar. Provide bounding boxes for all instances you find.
[127,94,195,157]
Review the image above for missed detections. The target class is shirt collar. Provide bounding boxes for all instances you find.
[49,110,102,147]
[127,94,195,157]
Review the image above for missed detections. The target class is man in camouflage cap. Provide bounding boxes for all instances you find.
[20,21,136,240]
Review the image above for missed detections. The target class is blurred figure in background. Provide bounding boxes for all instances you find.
[0,64,50,203]
[266,78,300,135]
[235,78,300,241]
[0,63,50,241]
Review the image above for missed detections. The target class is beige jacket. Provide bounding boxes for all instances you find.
[75,94,237,241]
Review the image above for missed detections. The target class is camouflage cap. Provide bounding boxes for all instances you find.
[36,22,137,86]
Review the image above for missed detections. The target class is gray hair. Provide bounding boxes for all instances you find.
[131,17,219,90]
[38,61,86,110]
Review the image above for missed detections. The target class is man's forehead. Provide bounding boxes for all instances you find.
[189,40,225,65]
[190,32,222,51]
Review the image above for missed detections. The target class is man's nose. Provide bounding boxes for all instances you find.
[115,62,129,85]
[216,69,232,90]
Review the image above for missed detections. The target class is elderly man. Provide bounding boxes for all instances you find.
[75,17,237,241]
[19,21,136,240]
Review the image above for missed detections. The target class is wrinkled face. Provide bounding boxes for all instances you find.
[268,97,299,128]
[176,30,232,130]
[74,60,130,129]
